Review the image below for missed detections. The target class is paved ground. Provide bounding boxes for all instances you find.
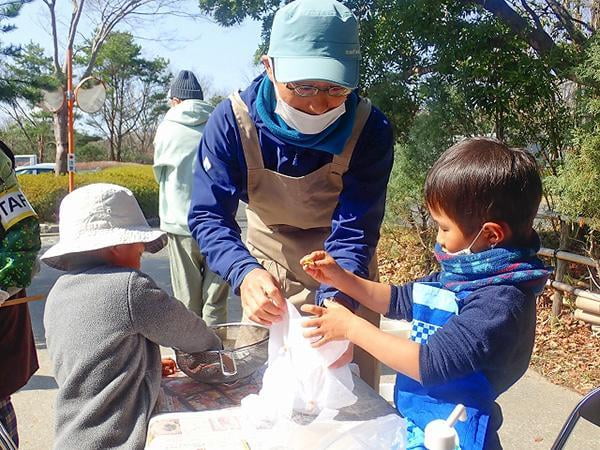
[11,230,600,449]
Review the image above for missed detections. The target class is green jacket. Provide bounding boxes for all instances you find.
[0,149,40,290]
[0,148,40,402]
[153,99,213,236]
[0,217,40,291]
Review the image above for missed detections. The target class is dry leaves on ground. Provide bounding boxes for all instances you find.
[531,292,599,394]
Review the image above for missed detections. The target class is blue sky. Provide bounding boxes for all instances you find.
[7,0,264,96]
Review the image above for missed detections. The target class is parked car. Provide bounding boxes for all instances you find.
[15,154,38,167]
[15,163,55,175]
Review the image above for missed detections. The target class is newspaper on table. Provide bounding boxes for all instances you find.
[146,407,405,450]
[146,409,245,450]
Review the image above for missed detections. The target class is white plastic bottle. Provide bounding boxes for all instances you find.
[423,404,467,450]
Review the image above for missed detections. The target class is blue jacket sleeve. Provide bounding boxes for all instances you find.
[419,285,535,388]
[188,99,262,292]
[316,108,394,308]
[385,272,440,320]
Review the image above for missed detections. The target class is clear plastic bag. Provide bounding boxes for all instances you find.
[239,409,407,450]
[240,302,407,450]
[242,300,356,425]
[316,414,407,450]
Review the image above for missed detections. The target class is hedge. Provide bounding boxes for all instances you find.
[18,164,159,223]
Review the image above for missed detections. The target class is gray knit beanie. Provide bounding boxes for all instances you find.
[170,70,204,100]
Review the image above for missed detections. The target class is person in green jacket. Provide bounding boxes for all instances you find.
[0,140,41,447]
[153,70,229,324]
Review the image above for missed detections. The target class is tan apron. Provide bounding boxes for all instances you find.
[229,92,381,389]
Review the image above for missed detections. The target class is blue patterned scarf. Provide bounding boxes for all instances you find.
[254,75,358,155]
[434,233,551,300]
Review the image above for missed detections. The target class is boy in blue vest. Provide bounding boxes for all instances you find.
[300,137,551,449]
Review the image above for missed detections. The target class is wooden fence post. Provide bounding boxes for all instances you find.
[552,220,570,316]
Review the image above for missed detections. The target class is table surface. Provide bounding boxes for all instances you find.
[154,366,397,420]
[147,368,399,449]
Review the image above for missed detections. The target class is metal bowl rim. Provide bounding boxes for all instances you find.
[176,322,269,357]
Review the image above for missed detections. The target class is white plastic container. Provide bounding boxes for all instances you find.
[423,404,467,450]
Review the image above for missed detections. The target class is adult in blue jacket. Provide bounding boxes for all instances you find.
[188,0,393,388]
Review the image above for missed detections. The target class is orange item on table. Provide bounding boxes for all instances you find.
[161,358,177,377]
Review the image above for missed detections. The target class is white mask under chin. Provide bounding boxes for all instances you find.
[274,89,346,135]
[443,227,487,256]
[443,246,474,257]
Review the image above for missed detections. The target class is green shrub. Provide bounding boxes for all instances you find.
[19,164,159,222]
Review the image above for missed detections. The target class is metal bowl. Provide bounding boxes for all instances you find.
[175,322,269,384]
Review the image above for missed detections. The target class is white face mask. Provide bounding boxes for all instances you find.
[274,88,346,135]
[443,227,488,256]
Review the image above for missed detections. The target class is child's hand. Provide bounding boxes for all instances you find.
[300,251,345,287]
[161,358,177,377]
[300,299,358,347]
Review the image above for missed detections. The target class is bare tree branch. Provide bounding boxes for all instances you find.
[66,0,85,52]
[544,0,588,45]
[519,0,544,32]
[41,0,205,172]
[0,102,35,147]
[42,0,61,75]
[82,1,157,79]
[463,0,556,56]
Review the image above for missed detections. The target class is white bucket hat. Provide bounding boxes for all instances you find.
[41,183,166,271]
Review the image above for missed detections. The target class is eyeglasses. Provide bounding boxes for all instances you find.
[285,83,352,98]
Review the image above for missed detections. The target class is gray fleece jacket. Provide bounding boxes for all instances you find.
[43,265,221,450]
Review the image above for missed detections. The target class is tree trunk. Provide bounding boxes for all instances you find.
[494,107,505,141]
[593,0,600,30]
[53,104,69,174]
[37,135,45,162]
[109,140,116,161]
[116,134,123,162]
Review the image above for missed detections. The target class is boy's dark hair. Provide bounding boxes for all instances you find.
[424,137,542,244]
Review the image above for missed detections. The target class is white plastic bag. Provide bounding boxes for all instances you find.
[243,300,357,423]
[238,410,407,450]
[316,414,407,450]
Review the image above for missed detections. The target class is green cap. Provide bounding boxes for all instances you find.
[267,0,360,89]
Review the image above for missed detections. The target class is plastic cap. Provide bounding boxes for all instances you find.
[424,419,459,450]
[424,404,467,450]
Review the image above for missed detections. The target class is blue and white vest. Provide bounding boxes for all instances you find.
[395,282,495,450]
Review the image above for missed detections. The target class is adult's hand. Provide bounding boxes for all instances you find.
[240,268,286,326]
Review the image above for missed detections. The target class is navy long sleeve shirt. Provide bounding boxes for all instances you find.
[188,74,394,306]
[387,273,537,396]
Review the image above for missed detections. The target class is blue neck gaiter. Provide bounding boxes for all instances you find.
[254,76,358,155]
[434,233,551,299]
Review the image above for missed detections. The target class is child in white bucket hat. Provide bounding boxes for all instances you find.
[42,183,221,450]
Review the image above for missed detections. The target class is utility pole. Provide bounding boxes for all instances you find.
[66,46,75,192]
